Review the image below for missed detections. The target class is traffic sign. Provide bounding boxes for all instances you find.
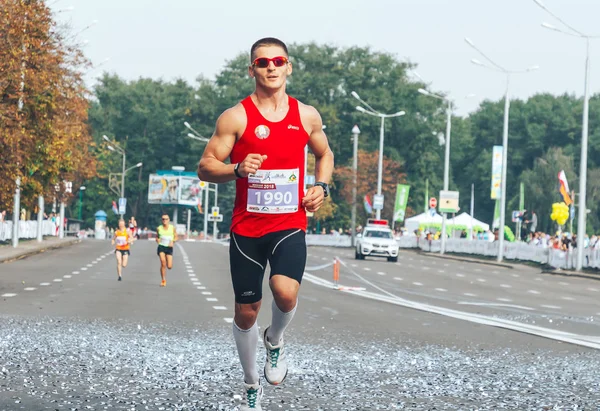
[439,190,459,213]
[429,197,437,209]
[373,194,384,210]
[118,198,127,215]
[207,214,223,222]
[211,206,219,216]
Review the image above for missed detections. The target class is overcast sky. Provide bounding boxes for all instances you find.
[52,0,600,116]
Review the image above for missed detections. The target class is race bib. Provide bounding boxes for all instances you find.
[160,236,172,247]
[116,236,127,246]
[247,168,299,214]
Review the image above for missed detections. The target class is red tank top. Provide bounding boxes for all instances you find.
[230,96,309,237]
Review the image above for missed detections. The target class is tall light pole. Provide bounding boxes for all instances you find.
[418,86,475,253]
[418,89,452,254]
[351,125,360,247]
[104,134,142,215]
[532,0,599,270]
[78,186,86,220]
[171,165,185,225]
[465,37,538,262]
[351,91,405,220]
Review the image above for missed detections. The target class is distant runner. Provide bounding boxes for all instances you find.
[156,213,177,287]
[112,219,132,281]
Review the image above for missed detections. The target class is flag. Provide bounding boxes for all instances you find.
[364,195,373,214]
[558,170,572,206]
[393,184,410,222]
[492,199,500,229]
[112,201,119,215]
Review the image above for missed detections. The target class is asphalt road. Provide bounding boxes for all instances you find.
[0,239,599,410]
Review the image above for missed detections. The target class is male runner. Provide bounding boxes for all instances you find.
[156,213,177,287]
[197,37,334,410]
[111,218,132,281]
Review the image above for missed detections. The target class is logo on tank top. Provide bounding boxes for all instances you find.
[287,124,300,130]
[254,125,270,139]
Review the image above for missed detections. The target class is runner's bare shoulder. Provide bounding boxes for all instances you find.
[297,100,322,135]
[216,103,248,141]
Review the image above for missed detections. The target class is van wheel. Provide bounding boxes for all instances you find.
[388,256,398,262]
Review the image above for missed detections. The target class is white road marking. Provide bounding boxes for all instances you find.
[412,282,423,286]
[393,277,403,281]
[24,287,36,291]
[81,267,88,271]
[86,264,93,267]
[500,284,512,288]
[558,282,569,286]
[53,279,62,282]
[476,278,486,283]
[63,275,72,279]
[188,273,196,277]
[39,283,50,286]
[197,286,206,290]
[588,287,599,292]
[189,277,198,281]
[72,271,80,275]
[207,297,218,302]
[422,267,430,270]
[224,317,234,323]
[561,296,575,301]
[535,277,543,281]
[363,267,371,271]
[377,272,386,276]
[351,264,357,268]
[213,306,227,310]
[187,270,194,273]
[201,291,212,295]
[302,272,600,349]
[511,274,519,278]
[463,293,477,297]
[456,274,466,278]
[497,298,512,302]
[459,301,533,310]
[541,305,562,309]
[2,293,17,297]
[528,290,541,295]
[435,288,447,292]
[192,282,202,285]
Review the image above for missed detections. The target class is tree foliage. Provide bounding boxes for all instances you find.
[0,0,96,212]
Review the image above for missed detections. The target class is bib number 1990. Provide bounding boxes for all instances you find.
[247,168,299,214]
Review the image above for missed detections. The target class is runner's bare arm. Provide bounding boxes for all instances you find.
[197,106,243,183]
[301,104,334,212]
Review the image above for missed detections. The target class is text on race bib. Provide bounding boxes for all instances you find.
[116,236,127,246]
[247,168,299,214]
[160,236,172,247]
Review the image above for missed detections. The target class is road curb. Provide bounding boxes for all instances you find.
[0,238,81,264]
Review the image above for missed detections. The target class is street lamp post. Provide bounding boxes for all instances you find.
[351,91,405,220]
[78,186,86,221]
[533,0,599,270]
[104,135,142,216]
[418,88,453,254]
[171,166,185,225]
[465,38,538,262]
[351,125,360,247]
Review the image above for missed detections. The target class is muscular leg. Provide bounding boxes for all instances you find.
[267,275,299,344]
[159,253,167,282]
[233,301,262,384]
[115,251,123,277]
[122,253,129,268]
[166,254,173,270]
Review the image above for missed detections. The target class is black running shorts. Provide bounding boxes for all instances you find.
[229,228,306,304]
[157,245,173,256]
[115,249,130,256]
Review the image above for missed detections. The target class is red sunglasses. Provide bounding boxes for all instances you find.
[252,56,289,68]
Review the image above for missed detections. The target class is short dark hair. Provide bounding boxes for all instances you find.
[250,37,288,62]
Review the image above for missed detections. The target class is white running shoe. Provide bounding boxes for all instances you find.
[240,382,263,410]
[263,327,288,385]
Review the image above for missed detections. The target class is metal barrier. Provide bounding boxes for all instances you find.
[0,221,57,241]
[305,233,600,270]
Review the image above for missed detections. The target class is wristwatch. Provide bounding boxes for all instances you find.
[314,182,329,197]
[234,163,243,178]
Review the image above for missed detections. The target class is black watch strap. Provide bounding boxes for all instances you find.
[315,182,329,197]
[234,163,243,178]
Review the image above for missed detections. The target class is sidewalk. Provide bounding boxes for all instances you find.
[415,249,600,281]
[0,237,81,263]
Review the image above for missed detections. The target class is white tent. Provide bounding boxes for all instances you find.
[404,211,443,232]
[449,212,490,231]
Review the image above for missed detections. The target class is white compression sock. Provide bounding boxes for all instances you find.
[266,299,297,345]
[232,321,259,384]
